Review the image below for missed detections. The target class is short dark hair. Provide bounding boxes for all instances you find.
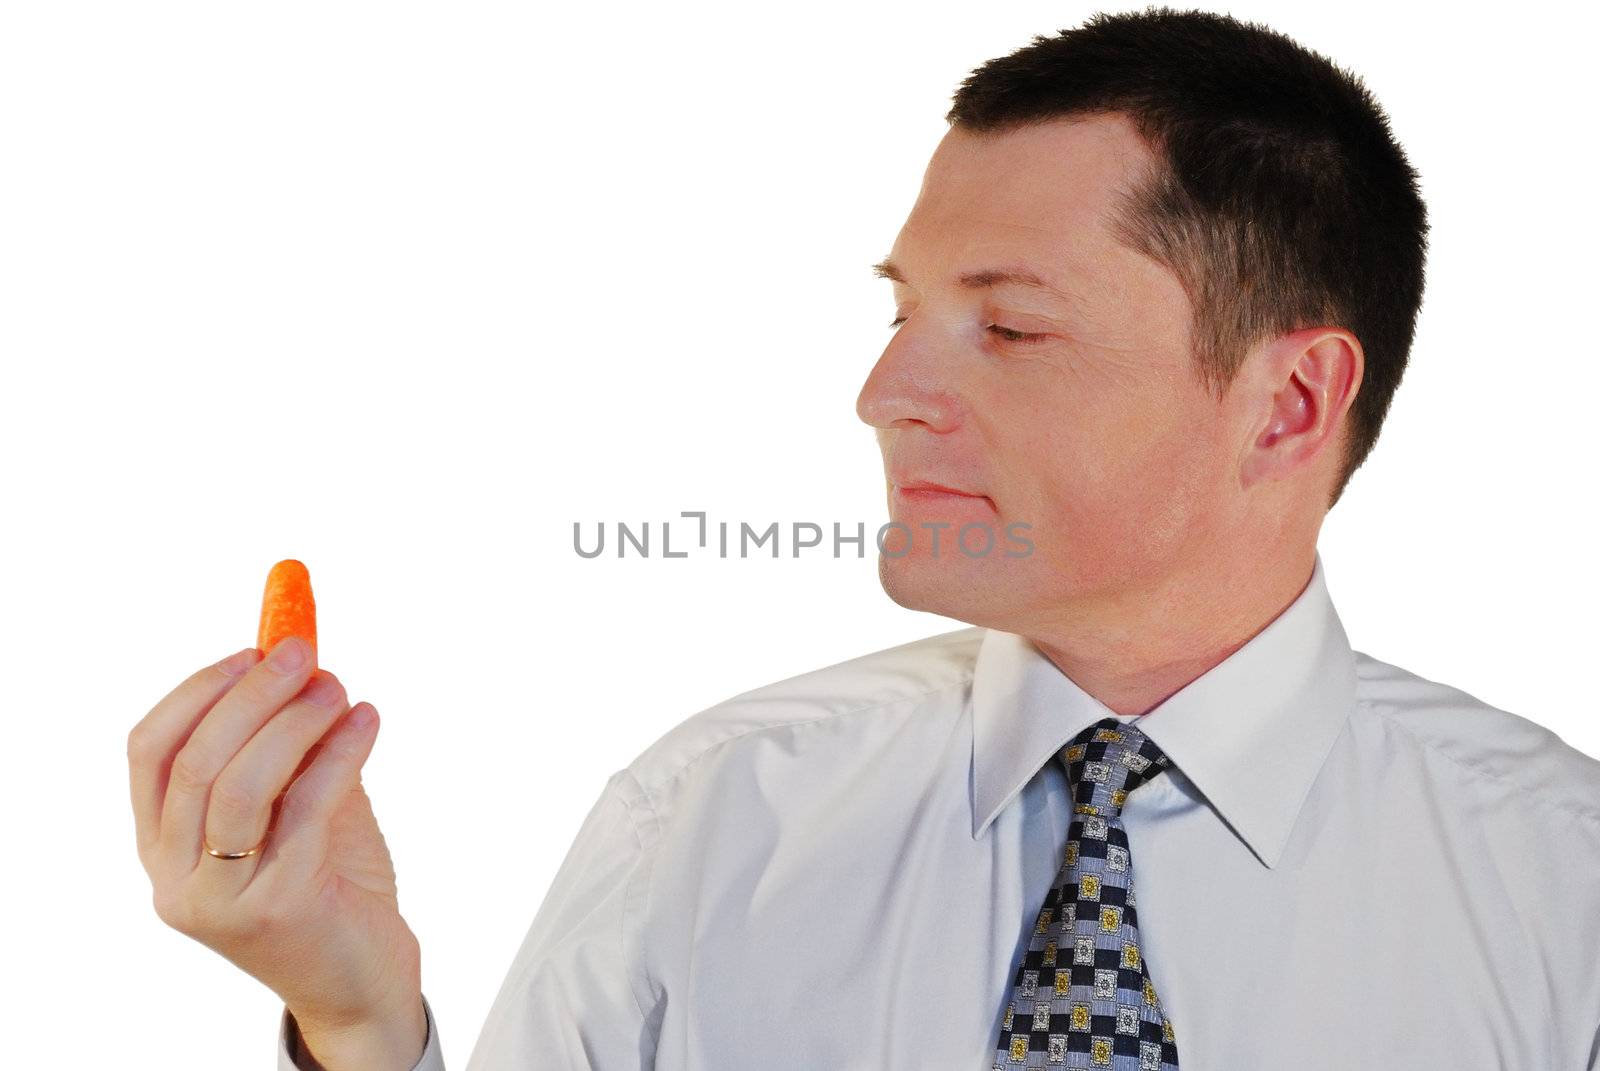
[945,6,1429,509]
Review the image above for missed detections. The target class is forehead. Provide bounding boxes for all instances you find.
[889,113,1157,282]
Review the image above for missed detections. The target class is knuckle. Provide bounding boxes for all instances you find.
[208,776,259,821]
[168,748,215,794]
[125,724,155,763]
[151,885,189,929]
[154,883,270,944]
[221,676,273,715]
[182,888,254,939]
[133,836,156,875]
[282,700,337,740]
[275,784,314,826]
[206,676,273,723]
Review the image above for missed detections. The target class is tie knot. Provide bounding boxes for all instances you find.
[1056,715,1173,819]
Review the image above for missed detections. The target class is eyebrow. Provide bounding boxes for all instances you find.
[870,257,1057,293]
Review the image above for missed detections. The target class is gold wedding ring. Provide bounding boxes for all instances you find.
[205,839,265,859]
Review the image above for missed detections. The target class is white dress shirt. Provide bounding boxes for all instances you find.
[278,550,1600,1069]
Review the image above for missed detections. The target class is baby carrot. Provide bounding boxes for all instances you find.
[257,558,317,664]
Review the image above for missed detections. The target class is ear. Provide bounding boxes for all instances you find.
[1239,327,1363,491]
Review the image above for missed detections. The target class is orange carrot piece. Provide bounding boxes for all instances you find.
[257,559,317,664]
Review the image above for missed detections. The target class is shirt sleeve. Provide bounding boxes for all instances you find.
[462,768,662,1068]
[277,993,443,1071]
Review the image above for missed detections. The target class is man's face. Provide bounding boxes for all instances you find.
[857,114,1249,632]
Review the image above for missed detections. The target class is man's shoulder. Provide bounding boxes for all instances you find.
[1352,649,1600,830]
[619,624,984,798]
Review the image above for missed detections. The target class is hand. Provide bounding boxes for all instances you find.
[128,637,426,1065]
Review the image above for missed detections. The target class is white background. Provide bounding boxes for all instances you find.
[3,2,1595,1067]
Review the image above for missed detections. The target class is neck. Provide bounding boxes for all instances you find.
[1026,544,1318,717]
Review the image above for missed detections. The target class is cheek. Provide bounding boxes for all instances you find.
[1022,392,1223,567]
[975,349,1230,554]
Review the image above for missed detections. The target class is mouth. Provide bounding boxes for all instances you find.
[890,481,994,508]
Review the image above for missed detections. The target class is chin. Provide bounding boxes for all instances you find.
[877,552,1026,630]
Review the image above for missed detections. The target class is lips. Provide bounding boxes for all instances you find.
[888,472,994,510]
[893,480,984,497]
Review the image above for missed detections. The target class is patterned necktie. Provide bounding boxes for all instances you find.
[992,716,1180,1070]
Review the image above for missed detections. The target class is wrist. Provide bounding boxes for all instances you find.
[291,992,428,1071]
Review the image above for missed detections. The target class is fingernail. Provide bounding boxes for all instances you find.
[216,648,258,677]
[349,703,376,729]
[268,636,307,673]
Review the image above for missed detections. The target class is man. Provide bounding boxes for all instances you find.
[129,7,1600,1069]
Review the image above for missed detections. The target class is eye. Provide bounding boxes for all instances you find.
[986,324,1049,345]
[886,316,1048,346]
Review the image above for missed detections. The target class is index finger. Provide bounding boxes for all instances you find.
[126,647,262,859]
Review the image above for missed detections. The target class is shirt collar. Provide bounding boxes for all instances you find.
[969,549,1356,869]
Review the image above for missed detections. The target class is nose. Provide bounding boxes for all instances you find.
[854,322,964,433]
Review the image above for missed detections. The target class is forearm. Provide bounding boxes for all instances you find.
[289,992,430,1071]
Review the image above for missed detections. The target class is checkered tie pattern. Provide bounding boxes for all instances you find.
[991,716,1180,1069]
